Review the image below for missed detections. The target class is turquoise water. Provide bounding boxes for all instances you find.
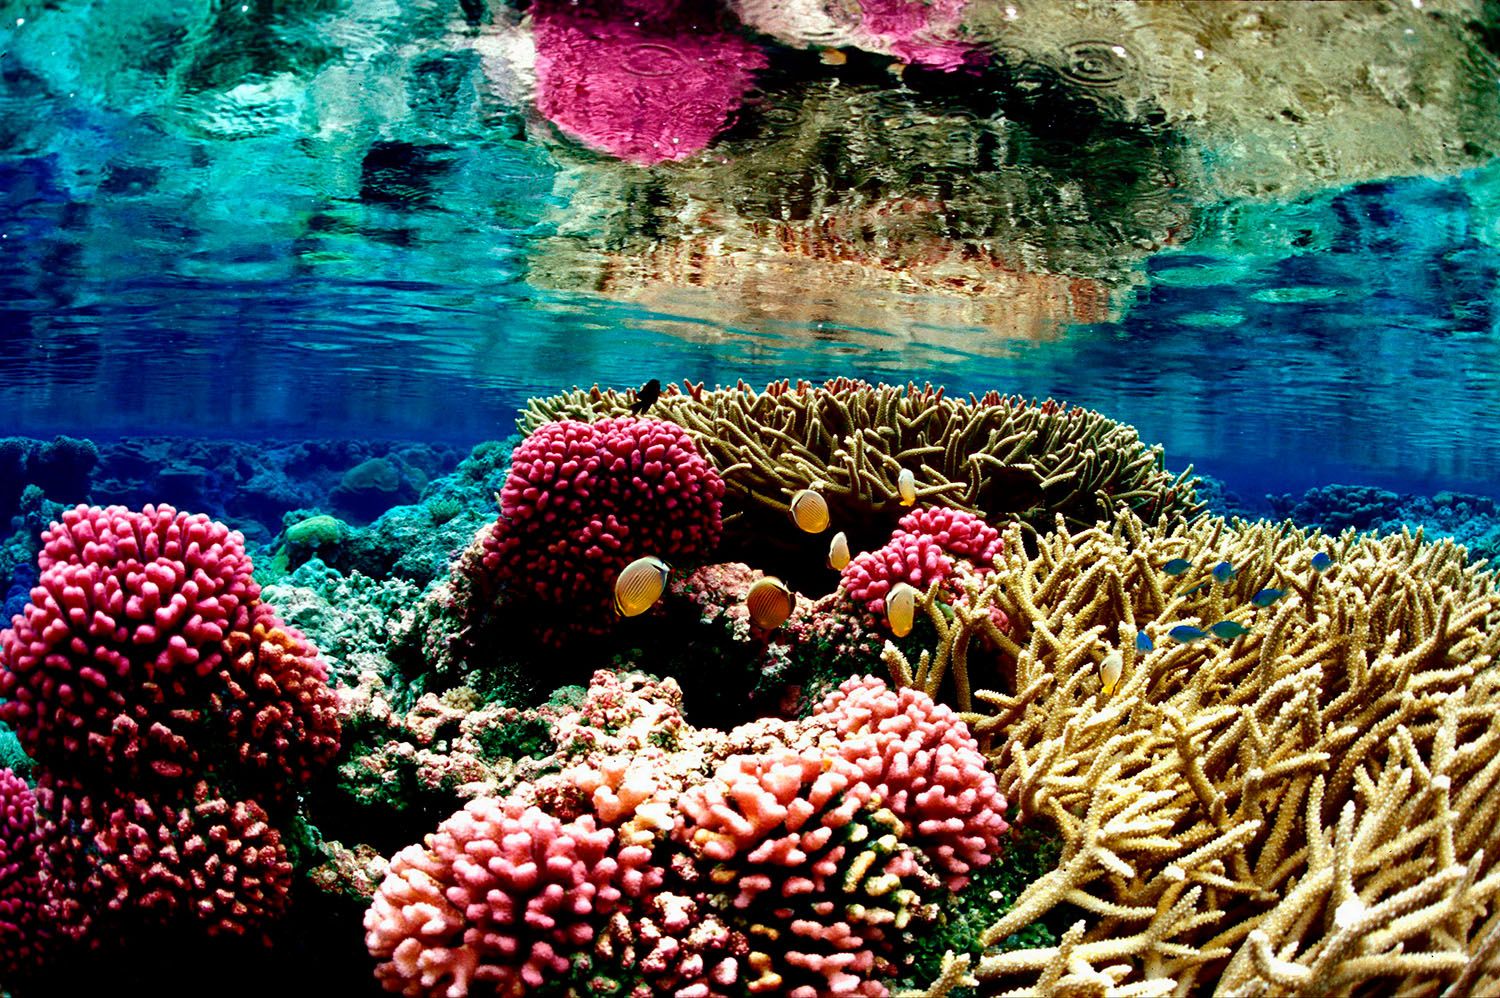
[3,1,1498,504]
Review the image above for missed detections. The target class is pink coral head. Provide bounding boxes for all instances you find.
[895,507,1003,568]
[532,0,768,165]
[479,418,724,641]
[853,0,986,72]
[0,768,46,978]
[365,796,663,997]
[0,504,258,785]
[813,676,1008,890]
[839,531,953,617]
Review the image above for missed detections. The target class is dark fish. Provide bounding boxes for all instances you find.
[629,379,662,415]
[1163,558,1192,576]
[1184,582,1211,597]
[1311,552,1334,573]
[1169,625,1210,643]
[1250,588,1285,608]
[1208,620,1251,640]
[1136,630,1154,652]
[1212,561,1235,584]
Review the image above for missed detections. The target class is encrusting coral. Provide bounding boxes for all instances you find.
[518,379,1201,547]
[887,510,1500,996]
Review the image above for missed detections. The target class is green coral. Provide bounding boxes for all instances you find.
[285,513,345,548]
[427,496,463,525]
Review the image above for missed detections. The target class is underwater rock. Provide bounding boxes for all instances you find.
[0,435,97,525]
[1268,483,1500,566]
[259,558,420,685]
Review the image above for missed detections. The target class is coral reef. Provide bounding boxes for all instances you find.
[1268,484,1500,568]
[891,510,1500,995]
[518,380,1199,563]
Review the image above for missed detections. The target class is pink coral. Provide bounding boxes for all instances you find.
[37,779,293,943]
[839,507,1009,635]
[215,603,342,802]
[813,676,1008,890]
[894,507,1003,568]
[478,418,724,640]
[0,768,45,978]
[855,0,980,71]
[0,503,257,785]
[532,0,767,165]
[365,797,664,997]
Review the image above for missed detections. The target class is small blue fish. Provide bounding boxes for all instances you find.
[1208,620,1251,640]
[1250,588,1285,608]
[1169,625,1210,643]
[1184,582,1211,597]
[1311,552,1334,573]
[1163,558,1192,576]
[1212,561,1235,584]
[1136,630,1154,652]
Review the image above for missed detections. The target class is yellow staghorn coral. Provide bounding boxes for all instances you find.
[518,379,1200,543]
[892,511,1500,996]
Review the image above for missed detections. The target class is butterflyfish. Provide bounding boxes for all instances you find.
[745,577,797,630]
[614,556,670,617]
[827,531,850,571]
[897,468,917,506]
[789,489,831,534]
[886,582,920,637]
[1100,650,1123,696]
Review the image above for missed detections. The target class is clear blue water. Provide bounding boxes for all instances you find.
[2,1,1499,506]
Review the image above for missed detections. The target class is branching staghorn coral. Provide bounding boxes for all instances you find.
[888,511,1500,995]
[518,380,1200,543]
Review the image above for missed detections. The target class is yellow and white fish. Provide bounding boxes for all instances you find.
[827,531,851,571]
[1100,650,1123,696]
[745,576,797,630]
[789,488,831,534]
[614,556,671,617]
[897,468,917,506]
[886,582,920,637]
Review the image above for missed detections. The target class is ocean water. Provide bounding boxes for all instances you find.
[3,1,1500,995]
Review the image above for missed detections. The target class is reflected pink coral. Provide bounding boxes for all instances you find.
[857,0,979,71]
[533,0,768,165]
[365,797,664,997]
[0,503,258,785]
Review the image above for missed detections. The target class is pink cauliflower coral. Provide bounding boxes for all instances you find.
[813,676,1008,890]
[36,779,293,943]
[478,418,724,640]
[840,507,1009,634]
[365,797,664,997]
[216,603,342,803]
[0,504,258,784]
[0,768,45,978]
